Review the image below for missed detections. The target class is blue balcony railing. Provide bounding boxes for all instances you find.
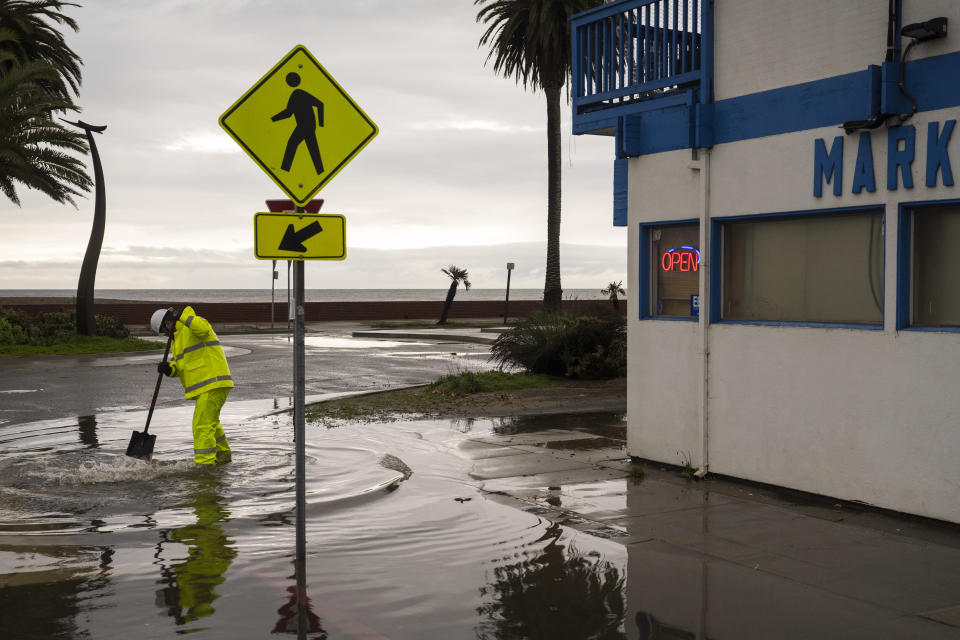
[572,0,712,119]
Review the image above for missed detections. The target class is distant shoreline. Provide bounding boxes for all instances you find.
[0,297,625,325]
[0,297,146,305]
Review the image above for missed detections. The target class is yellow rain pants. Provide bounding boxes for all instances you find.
[192,388,231,465]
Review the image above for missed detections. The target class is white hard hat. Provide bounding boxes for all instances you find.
[150,308,168,335]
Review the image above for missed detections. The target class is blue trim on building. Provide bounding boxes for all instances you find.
[576,49,960,155]
[711,320,884,331]
[709,219,722,324]
[896,206,912,331]
[899,325,960,334]
[710,204,883,224]
[710,205,886,331]
[613,158,628,226]
[897,197,960,333]
[638,223,650,318]
[638,219,699,321]
[713,66,879,146]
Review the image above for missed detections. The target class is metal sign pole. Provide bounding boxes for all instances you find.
[503,262,515,324]
[292,206,307,639]
[271,260,277,330]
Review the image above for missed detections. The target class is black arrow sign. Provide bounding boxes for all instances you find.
[279,221,323,253]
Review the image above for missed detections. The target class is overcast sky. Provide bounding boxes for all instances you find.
[1,0,624,291]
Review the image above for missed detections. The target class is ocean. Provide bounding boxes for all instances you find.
[0,288,614,303]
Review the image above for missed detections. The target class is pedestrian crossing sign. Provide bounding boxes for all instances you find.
[220,44,378,205]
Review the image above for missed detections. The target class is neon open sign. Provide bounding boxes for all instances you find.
[661,246,700,272]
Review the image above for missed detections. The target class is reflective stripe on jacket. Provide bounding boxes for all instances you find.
[169,306,234,400]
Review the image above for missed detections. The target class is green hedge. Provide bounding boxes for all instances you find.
[0,308,130,345]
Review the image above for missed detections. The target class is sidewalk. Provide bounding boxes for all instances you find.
[462,414,960,638]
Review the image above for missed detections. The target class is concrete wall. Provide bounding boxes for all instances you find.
[4,299,624,326]
[703,107,960,521]
[627,149,704,466]
[715,0,960,101]
[625,0,960,522]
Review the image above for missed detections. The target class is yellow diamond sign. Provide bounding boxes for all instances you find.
[220,45,378,205]
[254,213,346,261]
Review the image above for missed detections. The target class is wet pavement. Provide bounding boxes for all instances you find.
[3,323,960,638]
[467,413,960,639]
[0,322,496,426]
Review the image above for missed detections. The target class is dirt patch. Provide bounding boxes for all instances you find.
[306,377,626,426]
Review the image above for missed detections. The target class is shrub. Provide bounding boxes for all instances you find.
[0,317,27,345]
[490,309,626,379]
[95,314,130,338]
[0,308,35,333]
[0,308,41,344]
[34,311,75,344]
[0,308,131,345]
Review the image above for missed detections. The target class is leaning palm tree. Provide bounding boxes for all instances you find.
[475,0,604,311]
[0,2,98,334]
[438,265,471,325]
[601,280,625,311]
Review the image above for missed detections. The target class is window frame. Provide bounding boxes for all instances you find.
[897,198,960,333]
[638,219,701,322]
[710,205,886,330]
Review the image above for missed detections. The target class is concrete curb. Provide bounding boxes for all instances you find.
[351,330,497,345]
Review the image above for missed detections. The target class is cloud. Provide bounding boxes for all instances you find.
[4,1,619,291]
[161,131,241,154]
[408,119,542,134]
[0,242,627,291]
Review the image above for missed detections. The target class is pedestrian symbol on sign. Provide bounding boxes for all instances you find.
[219,44,378,205]
[272,72,324,174]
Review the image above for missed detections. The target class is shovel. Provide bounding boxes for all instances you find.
[126,334,173,460]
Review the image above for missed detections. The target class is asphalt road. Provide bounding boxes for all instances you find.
[0,323,495,426]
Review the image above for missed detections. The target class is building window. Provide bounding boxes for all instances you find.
[905,204,960,328]
[648,222,701,318]
[719,209,884,326]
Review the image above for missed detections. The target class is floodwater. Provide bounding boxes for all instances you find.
[0,399,630,639]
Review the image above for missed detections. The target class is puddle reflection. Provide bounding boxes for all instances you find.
[476,520,627,639]
[154,471,236,631]
[77,414,98,448]
[273,582,325,638]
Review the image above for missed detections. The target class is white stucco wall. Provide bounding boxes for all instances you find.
[627,94,960,520]
[627,150,704,466]
[714,0,960,101]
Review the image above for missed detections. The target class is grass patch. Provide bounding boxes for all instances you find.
[0,335,161,357]
[427,370,554,397]
[369,320,506,330]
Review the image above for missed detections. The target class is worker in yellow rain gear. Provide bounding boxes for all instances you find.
[151,306,233,465]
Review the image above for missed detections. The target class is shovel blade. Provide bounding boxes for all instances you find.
[125,430,156,460]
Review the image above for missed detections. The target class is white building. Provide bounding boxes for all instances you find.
[572,0,960,523]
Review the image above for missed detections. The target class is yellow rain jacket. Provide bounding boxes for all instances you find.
[168,306,234,400]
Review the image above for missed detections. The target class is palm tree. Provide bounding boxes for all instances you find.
[601,280,625,311]
[0,1,88,203]
[475,0,604,311]
[0,0,82,100]
[0,51,90,205]
[0,1,89,204]
[438,265,471,325]
[0,2,96,333]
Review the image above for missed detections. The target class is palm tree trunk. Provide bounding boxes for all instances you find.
[438,281,458,325]
[76,124,106,336]
[543,82,563,311]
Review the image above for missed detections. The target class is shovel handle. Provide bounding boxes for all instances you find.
[143,335,173,435]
